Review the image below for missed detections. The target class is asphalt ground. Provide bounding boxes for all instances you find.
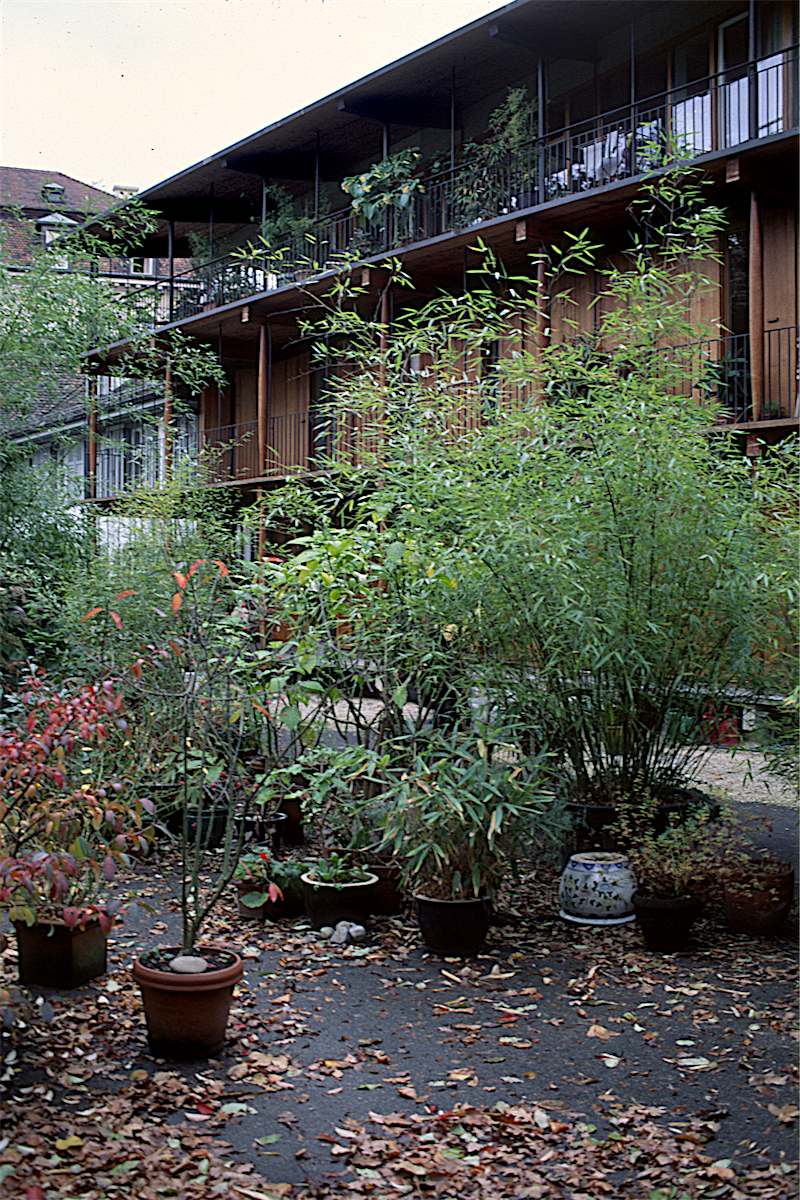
[1,800,797,1198]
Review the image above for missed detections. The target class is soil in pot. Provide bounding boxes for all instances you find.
[723,861,794,937]
[132,946,243,1061]
[632,892,701,953]
[301,872,378,929]
[415,895,492,957]
[14,918,109,989]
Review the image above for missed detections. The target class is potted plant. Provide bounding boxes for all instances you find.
[380,731,563,956]
[454,87,537,224]
[0,672,155,988]
[617,809,722,952]
[721,857,795,937]
[88,560,257,1061]
[301,853,379,929]
[342,147,424,245]
[233,847,307,920]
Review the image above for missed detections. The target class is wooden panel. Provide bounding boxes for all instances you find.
[688,244,722,336]
[762,202,797,329]
[268,353,310,474]
[235,368,257,425]
[762,202,797,418]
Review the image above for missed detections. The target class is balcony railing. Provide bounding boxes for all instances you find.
[115,48,797,328]
[667,326,798,423]
[95,424,198,499]
[95,325,796,496]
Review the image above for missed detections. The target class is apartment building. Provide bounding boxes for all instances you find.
[82,0,797,503]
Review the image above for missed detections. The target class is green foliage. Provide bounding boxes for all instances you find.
[0,443,92,671]
[258,159,797,814]
[379,732,561,900]
[303,852,373,887]
[0,198,156,419]
[342,148,424,227]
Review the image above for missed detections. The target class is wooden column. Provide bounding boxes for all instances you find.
[257,323,269,561]
[377,286,390,462]
[748,190,764,421]
[164,361,173,482]
[258,322,269,476]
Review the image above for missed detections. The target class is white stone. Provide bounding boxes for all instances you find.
[348,925,367,943]
[320,926,334,937]
[169,955,209,974]
[330,926,350,944]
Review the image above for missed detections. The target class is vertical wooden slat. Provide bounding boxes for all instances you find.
[748,190,764,421]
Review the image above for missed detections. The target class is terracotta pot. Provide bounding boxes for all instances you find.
[132,946,244,1061]
[14,918,109,989]
[632,892,701,952]
[301,871,378,929]
[415,894,492,957]
[723,861,794,937]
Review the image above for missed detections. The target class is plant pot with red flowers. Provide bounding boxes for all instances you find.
[233,848,307,920]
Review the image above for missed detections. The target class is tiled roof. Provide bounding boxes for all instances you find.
[0,166,115,219]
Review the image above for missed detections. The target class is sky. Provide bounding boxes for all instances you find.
[1,0,508,196]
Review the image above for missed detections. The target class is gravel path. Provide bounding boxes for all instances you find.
[690,744,798,808]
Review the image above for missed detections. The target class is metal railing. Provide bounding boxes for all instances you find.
[667,326,799,423]
[113,48,797,328]
[95,423,198,499]
[95,325,797,496]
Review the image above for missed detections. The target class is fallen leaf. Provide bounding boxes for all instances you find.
[768,1103,799,1124]
[586,1025,619,1042]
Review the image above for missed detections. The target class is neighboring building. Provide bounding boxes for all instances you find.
[0,168,196,500]
[0,166,116,264]
[80,1,800,502]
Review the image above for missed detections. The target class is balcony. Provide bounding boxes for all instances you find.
[112,48,797,329]
[668,326,798,426]
[189,328,797,491]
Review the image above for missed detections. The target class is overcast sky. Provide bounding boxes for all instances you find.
[1,0,507,195]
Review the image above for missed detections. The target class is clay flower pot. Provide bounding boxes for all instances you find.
[132,946,243,1061]
[723,861,794,937]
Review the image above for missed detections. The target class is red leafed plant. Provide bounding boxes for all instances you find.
[0,669,156,929]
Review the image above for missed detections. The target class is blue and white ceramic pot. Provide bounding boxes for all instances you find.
[558,852,637,925]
